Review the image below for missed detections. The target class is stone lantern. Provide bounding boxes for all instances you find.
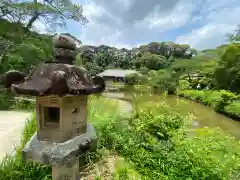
[4,34,105,180]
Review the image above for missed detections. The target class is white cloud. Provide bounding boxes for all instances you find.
[175,5,240,49]
[32,0,240,50]
[78,0,195,48]
[146,0,194,30]
[175,24,233,50]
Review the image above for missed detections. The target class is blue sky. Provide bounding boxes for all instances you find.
[35,0,240,50]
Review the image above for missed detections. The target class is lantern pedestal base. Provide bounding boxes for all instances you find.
[22,123,97,166]
[52,158,80,180]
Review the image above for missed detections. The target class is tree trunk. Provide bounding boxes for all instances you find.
[26,0,40,30]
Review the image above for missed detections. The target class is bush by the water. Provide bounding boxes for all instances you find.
[96,99,240,179]
[178,90,240,119]
[1,95,240,180]
[224,101,240,118]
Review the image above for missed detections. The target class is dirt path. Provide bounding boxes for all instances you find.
[0,111,31,161]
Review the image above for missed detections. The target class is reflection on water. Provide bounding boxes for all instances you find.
[103,90,240,139]
[166,95,240,139]
[191,120,199,128]
[102,92,125,99]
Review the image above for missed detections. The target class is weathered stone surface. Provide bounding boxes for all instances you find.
[52,48,77,60]
[52,158,80,180]
[6,64,105,96]
[3,70,25,89]
[22,123,97,166]
[52,34,77,51]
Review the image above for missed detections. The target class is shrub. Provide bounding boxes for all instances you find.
[224,101,240,118]
[148,69,179,94]
[97,99,240,179]
[178,79,190,90]
[125,73,138,85]
[179,90,238,113]
[178,90,205,101]
[1,95,240,180]
[0,87,35,110]
[0,88,15,110]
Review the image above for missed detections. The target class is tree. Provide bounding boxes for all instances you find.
[134,53,167,70]
[148,69,180,94]
[228,25,240,42]
[0,37,16,73]
[125,73,140,85]
[1,0,88,31]
[215,43,240,93]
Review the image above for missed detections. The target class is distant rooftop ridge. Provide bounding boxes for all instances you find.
[98,69,138,77]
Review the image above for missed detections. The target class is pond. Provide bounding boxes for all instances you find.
[102,90,240,140]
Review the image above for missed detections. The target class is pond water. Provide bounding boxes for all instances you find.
[103,91,240,140]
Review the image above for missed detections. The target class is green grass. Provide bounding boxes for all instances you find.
[1,94,240,180]
[96,97,240,179]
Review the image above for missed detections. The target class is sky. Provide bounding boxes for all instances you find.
[35,0,240,50]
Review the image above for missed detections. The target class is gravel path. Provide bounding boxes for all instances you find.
[0,111,31,161]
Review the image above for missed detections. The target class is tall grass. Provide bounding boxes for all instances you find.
[96,97,240,179]
[0,96,122,180]
[1,94,240,180]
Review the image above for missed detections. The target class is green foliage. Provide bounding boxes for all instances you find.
[75,54,82,66]
[112,158,142,179]
[0,88,35,110]
[215,43,240,93]
[97,98,240,179]
[134,53,167,70]
[1,95,240,180]
[0,19,52,74]
[148,69,180,94]
[79,41,199,74]
[179,90,240,118]
[224,101,240,118]
[138,66,149,75]
[1,0,88,31]
[178,79,190,90]
[125,73,144,85]
[0,88,15,110]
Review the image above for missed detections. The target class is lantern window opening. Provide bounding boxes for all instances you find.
[43,106,60,129]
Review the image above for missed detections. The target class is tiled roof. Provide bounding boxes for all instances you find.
[98,69,137,77]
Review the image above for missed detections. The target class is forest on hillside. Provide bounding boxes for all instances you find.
[0,0,240,94]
